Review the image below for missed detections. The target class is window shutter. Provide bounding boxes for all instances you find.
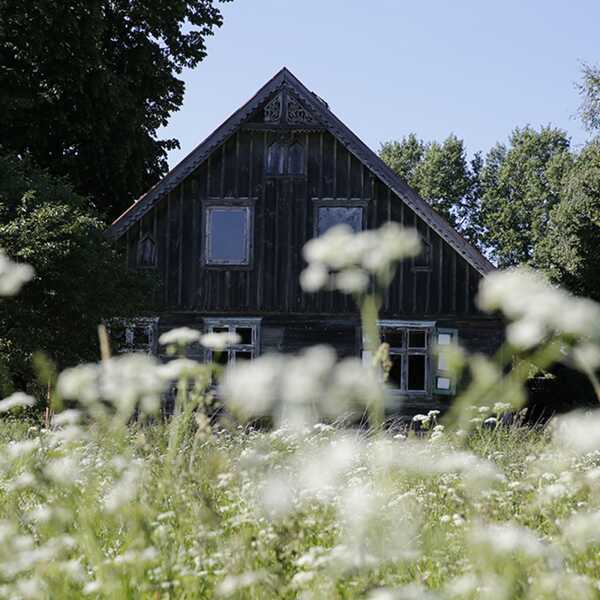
[433,328,458,396]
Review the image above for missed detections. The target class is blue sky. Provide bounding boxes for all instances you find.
[161,0,599,168]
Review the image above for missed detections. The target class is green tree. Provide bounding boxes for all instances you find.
[477,126,573,267]
[577,62,600,135]
[536,142,600,301]
[380,133,479,240]
[0,155,154,394]
[0,0,229,219]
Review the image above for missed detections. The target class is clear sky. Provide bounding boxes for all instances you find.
[161,0,599,169]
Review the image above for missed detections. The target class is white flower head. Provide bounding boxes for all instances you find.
[200,331,241,351]
[300,263,329,292]
[159,326,202,347]
[0,392,35,413]
[0,249,35,296]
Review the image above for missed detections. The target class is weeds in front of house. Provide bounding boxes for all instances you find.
[1,225,600,598]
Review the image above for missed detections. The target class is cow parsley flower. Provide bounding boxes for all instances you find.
[300,222,421,294]
[0,250,34,296]
[159,327,202,347]
[0,392,35,413]
[200,332,241,351]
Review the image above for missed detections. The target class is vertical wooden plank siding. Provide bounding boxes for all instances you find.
[120,129,484,318]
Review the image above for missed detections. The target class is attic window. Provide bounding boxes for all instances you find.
[314,200,366,237]
[266,142,305,176]
[137,235,156,268]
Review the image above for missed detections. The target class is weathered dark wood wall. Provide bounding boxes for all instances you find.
[124,128,484,320]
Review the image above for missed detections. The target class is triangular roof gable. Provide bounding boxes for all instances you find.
[108,67,494,275]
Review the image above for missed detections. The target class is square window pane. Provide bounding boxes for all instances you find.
[318,207,363,236]
[235,350,252,362]
[388,354,402,389]
[213,351,229,366]
[207,208,249,264]
[408,330,426,349]
[212,326,229,334]
[437,377,451,390]
[437,333,452,345]
[236,327,253,345]
[407,355,426,391]
[382,328,404,349]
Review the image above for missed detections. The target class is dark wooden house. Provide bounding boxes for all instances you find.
[107,68,502,413]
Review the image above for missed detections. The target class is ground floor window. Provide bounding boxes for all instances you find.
[364,320,435,394]
[104,317,159,355]
[203,317,261,366]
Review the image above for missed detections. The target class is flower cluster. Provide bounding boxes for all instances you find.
[478,267,600,351]
[220,345,382,428]
[0,249,34,296]
[300,223,421,294]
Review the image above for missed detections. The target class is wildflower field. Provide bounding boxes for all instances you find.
[2,223,600,599]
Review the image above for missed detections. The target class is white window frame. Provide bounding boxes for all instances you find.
[204,205,253,266]
[203,317,261,365]
[364,320,435,395]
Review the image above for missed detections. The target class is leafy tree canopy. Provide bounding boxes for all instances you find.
[0,155,155,395]
[536,141,600,301]
[0,0,229,220]
[380,133,480,240]
[477,126,573,268]
[578,62,600,135]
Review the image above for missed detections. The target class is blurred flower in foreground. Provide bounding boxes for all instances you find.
[0,249,34,296]
[0,392,36,413]
[57,354,166,418]
[220,345,382,428]
[477,267,600,349]
[301,222,421,294]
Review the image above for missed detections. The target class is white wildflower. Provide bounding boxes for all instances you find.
[552,410,600,455]
[335,268,369,294]
[217,571,264,597]
[562,511,600,550]
[300,263,329,292]
[103,463,141,512]
[158,358,205,381]
[201,332,241,351]
[470,522,546,557]
[0,392,35,413]
[159,326,202,347]
[0,249,34,296]
[44,456,81,485]
[52,409,82,426]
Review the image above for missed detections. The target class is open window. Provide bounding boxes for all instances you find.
[363,321,434,395]
[314,200,366,237]
[203,318,261,366]
[205,206,253,266]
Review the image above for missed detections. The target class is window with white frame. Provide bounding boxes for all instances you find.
[204,206,252,265]
[203,318,261,366]
[363,321,434,394]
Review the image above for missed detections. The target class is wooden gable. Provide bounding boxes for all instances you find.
[109,68,494,319]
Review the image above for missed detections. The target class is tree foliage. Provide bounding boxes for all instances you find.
[0,155,154,394]
[536,142,600,301]
[476,126,573,267]
[578,62,600,135]
[380,133,480,240]
[0,0,228,219]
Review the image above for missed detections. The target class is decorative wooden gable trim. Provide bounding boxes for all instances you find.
[107,67,495,276]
